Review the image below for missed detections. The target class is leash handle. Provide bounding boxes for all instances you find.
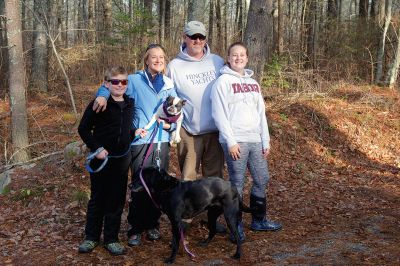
[85,147,108,173]
[156,121,164,169]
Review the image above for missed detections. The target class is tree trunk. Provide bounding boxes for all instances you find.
[31,0,49,92]
[327,0,339,19]
[64,0,69,47]
[370,0,376,17]
[359,0,369,19]
[215,0,223,55]
[385,26,400,87]
[223,0,227,52]
[234,0,243,41]
[304,0,318,69]
[49,0,63,46]
[375,0,391,84]
[142,0,153,45]
[277,0,284,54]
[103,0,112,41]
[5,0,30,162]
[208,0,214,48]
[88,0,95,45]
[243,0,273,82]
[0,0,9,94]
[159,0,165,45]
[187,0,205,22]
[165,0,171,42]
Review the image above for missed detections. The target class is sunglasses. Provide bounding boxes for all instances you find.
[187,34,206,41]
[108,79,128,85]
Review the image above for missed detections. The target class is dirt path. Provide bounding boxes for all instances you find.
[1,86,399,265]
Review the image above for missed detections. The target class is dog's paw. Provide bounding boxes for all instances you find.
[169,141,177,148]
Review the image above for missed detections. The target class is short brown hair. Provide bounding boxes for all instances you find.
[227,41,248,56]
[104,66,128,81]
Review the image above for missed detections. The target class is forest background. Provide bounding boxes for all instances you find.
[0,1,399,265]
[1,0,400,164]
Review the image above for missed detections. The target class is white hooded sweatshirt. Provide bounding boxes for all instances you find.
[210,65,270,150]
[167,44,224,135]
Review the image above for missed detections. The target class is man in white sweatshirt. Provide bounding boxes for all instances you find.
[167,21,225,181]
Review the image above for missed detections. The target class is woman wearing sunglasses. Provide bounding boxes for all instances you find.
[93,44,177,247]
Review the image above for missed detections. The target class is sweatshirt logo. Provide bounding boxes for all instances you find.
[232,83,260,93]
[186,70,217,85]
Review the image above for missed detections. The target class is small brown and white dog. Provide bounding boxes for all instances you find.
[144,96,186,146]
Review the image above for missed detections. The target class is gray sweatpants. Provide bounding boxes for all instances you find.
[222,142,269,198]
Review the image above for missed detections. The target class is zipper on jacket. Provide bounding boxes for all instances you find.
[117,108,123,145]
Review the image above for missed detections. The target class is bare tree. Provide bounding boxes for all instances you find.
[215,0,224,55]
[31,0,49,92]
[88,0,95,45]
[0,0,9,93]
[370,0,377,17]
[104,0,112,41]
[327,0,339,19]
[359,0,369,18]
[235,0,243,41]
[303,0,319,69]
[208,0,214,47]
[243,0,273,81]
[159,0,165,45]
[142,0,153,44]
[165,0,171,44]
[5,0,30,162]
[385,24,400,88]
[277,0,284,54]
[187,0,205,22]
[375,0,392,84]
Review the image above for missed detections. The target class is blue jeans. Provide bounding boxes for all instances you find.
[222,142,269,198]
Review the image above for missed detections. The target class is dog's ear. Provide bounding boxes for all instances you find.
[166,96,174,105]
[181,99,186,106]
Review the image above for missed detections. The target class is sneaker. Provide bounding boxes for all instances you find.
[127,234,141,246]
[78,240,98,253]
[105,242,127,255]
[251,219,282,231]
[229,221,246,243]
[146,228,161,241]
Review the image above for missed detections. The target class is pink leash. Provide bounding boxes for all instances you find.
[138,126,160,209]
[180,228,196,259]
[138,124,196,259]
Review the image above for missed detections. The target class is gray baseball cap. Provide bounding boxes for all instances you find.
[184,21,206,36]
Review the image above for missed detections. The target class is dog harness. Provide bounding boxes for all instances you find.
[161,103,181,123]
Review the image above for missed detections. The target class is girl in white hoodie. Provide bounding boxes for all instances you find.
[211,42,282,242]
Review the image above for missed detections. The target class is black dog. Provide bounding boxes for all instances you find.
[139,167,248,264]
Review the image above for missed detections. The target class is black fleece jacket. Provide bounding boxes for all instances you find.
[78,94,135,155]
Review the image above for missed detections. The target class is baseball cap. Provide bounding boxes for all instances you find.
[184,21,206,37]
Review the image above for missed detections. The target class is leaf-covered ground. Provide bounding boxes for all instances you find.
[1,85,399,265]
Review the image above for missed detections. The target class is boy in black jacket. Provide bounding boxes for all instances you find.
[77,66,145,255]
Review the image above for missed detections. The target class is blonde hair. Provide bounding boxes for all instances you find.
[142,44,168,74]
[104,66,128,81]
